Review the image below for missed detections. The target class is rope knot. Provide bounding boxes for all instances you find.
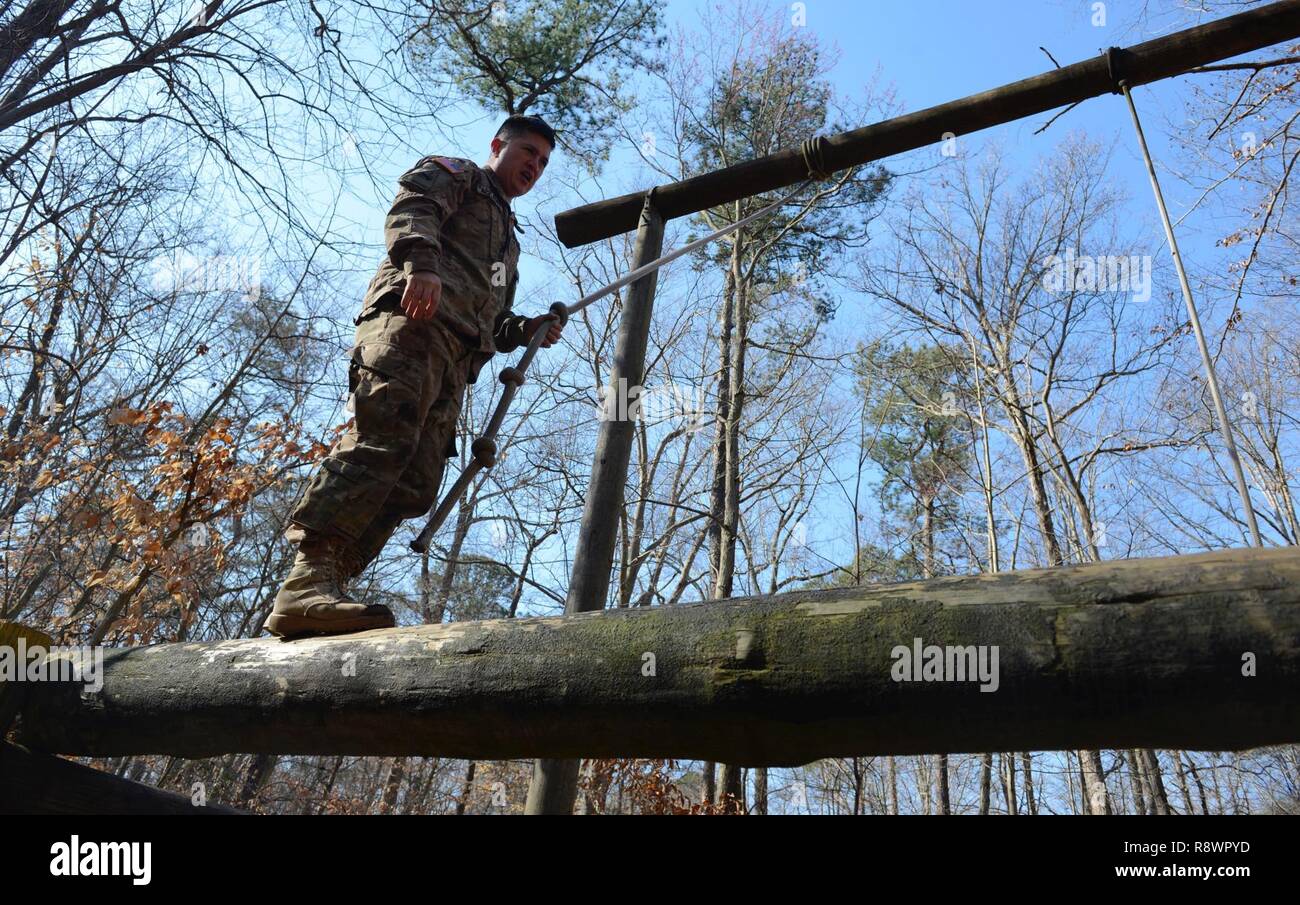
[800,135,831,180]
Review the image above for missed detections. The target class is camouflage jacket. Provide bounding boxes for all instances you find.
[359,154,530,383]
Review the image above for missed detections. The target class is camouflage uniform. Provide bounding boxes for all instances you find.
[287,155,529,575]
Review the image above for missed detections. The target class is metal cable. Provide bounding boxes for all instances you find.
[1117,75,1263,547]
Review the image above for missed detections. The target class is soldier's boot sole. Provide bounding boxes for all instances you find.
[264,609,394,639]
[264,580,395,639]
[265,537,392,639]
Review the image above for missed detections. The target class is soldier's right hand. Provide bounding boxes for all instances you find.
[402,270,442,320]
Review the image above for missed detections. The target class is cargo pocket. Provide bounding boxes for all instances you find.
[290,456,376,539]
[355,305,388,327]
[349,341,427,432]
[322,457,367,480]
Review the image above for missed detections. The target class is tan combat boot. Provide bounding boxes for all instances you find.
[265,536,395,639]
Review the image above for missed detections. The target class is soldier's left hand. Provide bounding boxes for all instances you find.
[527,315,564,348]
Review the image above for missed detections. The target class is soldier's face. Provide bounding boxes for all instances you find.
[488,132,551,199]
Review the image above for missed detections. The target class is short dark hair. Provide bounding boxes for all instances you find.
[495,114,556,150]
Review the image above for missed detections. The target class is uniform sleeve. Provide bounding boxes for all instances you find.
[492,272,531,352]
[385,158,471,277]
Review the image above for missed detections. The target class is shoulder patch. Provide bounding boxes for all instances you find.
[430,156,469,174]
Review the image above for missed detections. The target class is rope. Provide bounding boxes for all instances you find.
[411,178,815,552]
[801,135,831,179]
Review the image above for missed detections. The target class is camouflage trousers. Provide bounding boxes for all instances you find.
[287,303,475,575]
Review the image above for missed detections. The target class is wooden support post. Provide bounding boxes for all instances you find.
[524,192,667,815]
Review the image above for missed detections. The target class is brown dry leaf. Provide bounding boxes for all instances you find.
[70,509,101,530]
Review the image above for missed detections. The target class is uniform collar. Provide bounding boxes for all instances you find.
[482,165,523,234]
[481,166,512,209]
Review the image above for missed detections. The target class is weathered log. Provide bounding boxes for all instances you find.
[0,621,49,735]
[0,743,244,815]
[555,0,1300,247]
[12,547,1300,765]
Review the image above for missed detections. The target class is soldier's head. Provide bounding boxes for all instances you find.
[486,114,555,199]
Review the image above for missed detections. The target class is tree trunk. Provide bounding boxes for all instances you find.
[315,756,344,815]
[979,754,991,815]
[936,754,950,815]
[1079,749,1112,815]
[236,752,277,810]
[1002,753,1018,815]
[430,499,473,625]
[887,756,898,815]
[379,757,406,814]
[851,758,863,816]
[1127,749,1149,814]
[1019,752,1037,815]
[456,761,475,815]
[1140,748,1172,815]
[718,763,744,813]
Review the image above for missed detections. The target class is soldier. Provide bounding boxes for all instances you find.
[266,114,563,639]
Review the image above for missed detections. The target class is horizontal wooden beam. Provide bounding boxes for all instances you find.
[12,547,1300,765]
[555,0,1300,247]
